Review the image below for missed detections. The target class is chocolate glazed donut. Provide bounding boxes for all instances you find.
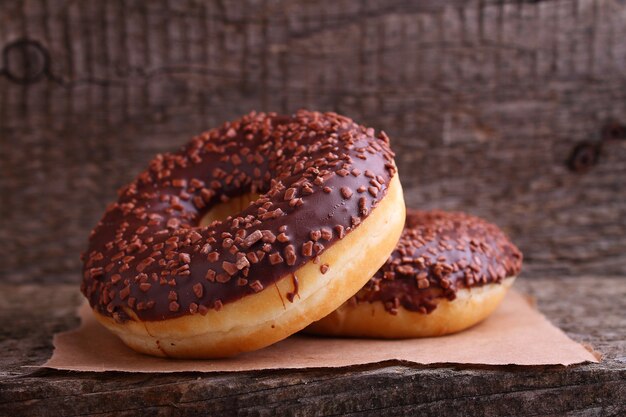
[81,110,405,358]
[306,210,523,338]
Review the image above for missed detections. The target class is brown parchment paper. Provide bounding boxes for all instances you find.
[43,291,597,372]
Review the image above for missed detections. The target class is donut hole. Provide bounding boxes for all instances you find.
[198,192,261,226]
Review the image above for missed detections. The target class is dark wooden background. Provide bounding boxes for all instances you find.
[1,0,625,284]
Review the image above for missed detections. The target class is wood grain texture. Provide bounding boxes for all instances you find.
[0,277,624,416]
[1,0,626,284]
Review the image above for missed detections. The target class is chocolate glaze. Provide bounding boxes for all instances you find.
[352,210,523,315]
[81,110,397,322]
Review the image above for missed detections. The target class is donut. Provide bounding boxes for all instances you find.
[306,210,523,338]
[80,110,405,358]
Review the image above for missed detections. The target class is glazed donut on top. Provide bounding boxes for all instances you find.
[306,210,523,338]
[81,110,405,358]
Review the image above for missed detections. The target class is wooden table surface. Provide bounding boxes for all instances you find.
[0,276,624,416]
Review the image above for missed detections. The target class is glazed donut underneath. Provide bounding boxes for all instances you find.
[306,210,522,338]
[305,277,515,338]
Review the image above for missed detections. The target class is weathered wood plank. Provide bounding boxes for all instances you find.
[0,1,625,284]
[0,277,624,416]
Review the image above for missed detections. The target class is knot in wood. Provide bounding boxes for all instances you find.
[601,121,626,141]
[2,38,50,84]
[567,142,601,173]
